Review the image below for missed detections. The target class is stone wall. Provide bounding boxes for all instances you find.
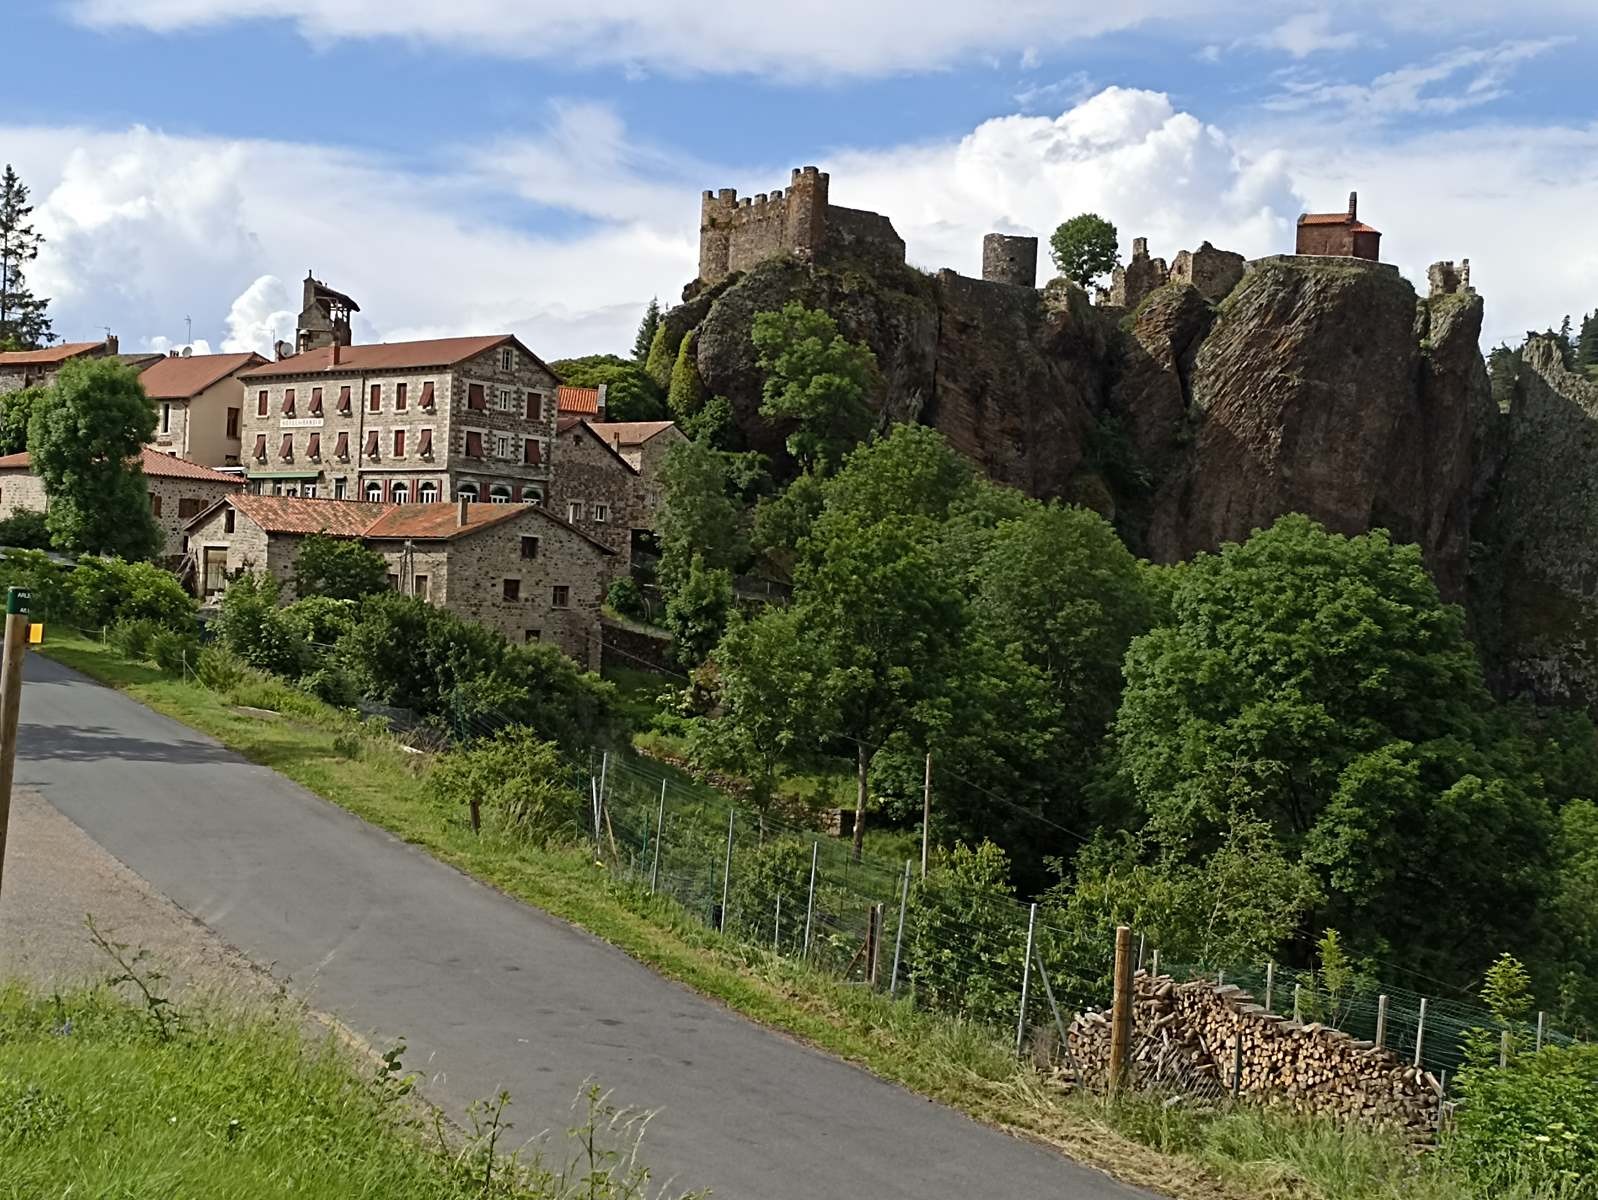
[544,422,644,569]
[981,234,1039,288]
[599,616,675,674]
[0,469,47,521]
[1106,238,1169,309]
[187,506,296,597]
[1168,242,1246,303]
[150,475,243,564]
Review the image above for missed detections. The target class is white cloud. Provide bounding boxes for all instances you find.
[220,275,296,356]
[1256,12,1361,57]
[1267,39,1566,117]
[145,336,215,355]
[65,0,1598,78]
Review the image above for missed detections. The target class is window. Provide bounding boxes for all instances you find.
[334,477,347,500]
[364,429,380,459]
[303,483,319,499]
[495,387,514,412]
[391,481,409,504]
[387,573,400,590]
[523,487,543,505]
[523,437,541,466]
[271,482,283,495]
[283,484,299,497]
[369,383,382,412]
[395,382,407,411]
[418,480,439,503]
[257,389,268,417]
[160,402,171,434]
[413,574,429,601]
[568,500,584,523]
[282,388,296,416]
[467,383,486,410]
[494,432,510,460]
[525,629,540,643]
[502,578,520,601]
[465,430,484,458]
[226,407,240,438]
[224,508,236,533]
[203,547,227,594]
[150,493,162,517]
[500,346,515,371]
[489,483,513,504]
[364,480,383,502]
[524,392,540,421]
[393,429,405,457]
[307,431,321,460]
[252,433,267,462]
[552,585,570,609]
[335,430,350,460]
[456,482,479,501]
[420,381,435,409]
[520,535,539,559]
[418,428,433,458]
[337,385,352,414]
[279,433,293,460]
[592,502,609,524]
[178,497,202,519]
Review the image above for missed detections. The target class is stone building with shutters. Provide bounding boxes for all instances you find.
[0,448,242,564]
[185,494,612,666]
[235,334,557,506]
[545,418,648,568]
[139,350,266,466]
[0,335,163,394]
[584,420,687,524]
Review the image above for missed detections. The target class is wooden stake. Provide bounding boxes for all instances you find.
[802,841,818,958]
[0,587,30,904]
[1375,994,1389,1048]
[719,808,734,933]
[1264,962,1275,1013]
[1536,1010,1546,1052]
[649,782,665,894]
[889,859,910,996]
[1414,997,1428,1068]
[1109,925,1134,1094]
[1015,903,1037,1056]
[920,751,932,879]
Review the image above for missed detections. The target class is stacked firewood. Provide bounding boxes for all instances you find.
[1066,972,1441,1139]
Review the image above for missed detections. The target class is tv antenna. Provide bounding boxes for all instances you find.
[185,315,193,346]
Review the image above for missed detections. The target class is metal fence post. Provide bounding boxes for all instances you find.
[598,750,609,811]
[1150,948,1160,979]
[1015,903,1037,1057]
[1499,1028,1511,1069]
[890,859,910,996]
[803,841,818,959]
[1414,997,1428,1068]
[1136,933,1146,973]
[649,782,665,894]
[1375,994,1389,1048]
[1536,1010,1546,1051]
[718,808,734,934]
[590,778,601,848]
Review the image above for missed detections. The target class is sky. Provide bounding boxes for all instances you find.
[5,1,1597,359]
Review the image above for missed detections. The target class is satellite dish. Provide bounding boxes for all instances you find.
[180,346,192,357]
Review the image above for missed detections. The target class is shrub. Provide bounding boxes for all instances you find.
[149,628,200,676]
[903,841,1029,1027]
[0,548,71,622]
[67,556,194,631]
[279,595,359,647]
[0,508,52,550]
[424,727,579,840]
[606,577,645,619]
[726,837,813,952]
[107,617,161,660]
[195,645,249,692]
[301,663,359,708]
[216,573,309,677]
[1447,1042,1598,1190]
[293,533,389,601]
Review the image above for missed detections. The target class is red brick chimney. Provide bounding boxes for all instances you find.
[105,333,118,355]
[457,496,470,527]
[1348,191,1358,221]
[331,342,341,366]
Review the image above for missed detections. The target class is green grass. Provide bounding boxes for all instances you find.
[32,632,1539,1200]
[0,984,695,1198]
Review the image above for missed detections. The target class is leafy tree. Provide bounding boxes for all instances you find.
[1487,342,1521,411]
[28,358,160,559]
[0,507,50,550]
[278,595,360,646]
[0,164,51,349]
[1552,800,1598,1032]
[216,573,310,678]
[0,384,44,454]
[904,841,1030,1025]
[605,576,645,619]
[654,438,748,594]
[294,532,389,601]
[1111,514,1556,981]
[663,553,733,668]
[644,323,676,391]
[751,301,878,476]
[667,330,705,421]
[550,354,667,422]
[425,727,578,840]
[632,297,662,363]
[66,556,194,631]
[1048,213,1119,288]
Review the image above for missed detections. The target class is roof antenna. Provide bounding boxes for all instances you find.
[185,315,193,346]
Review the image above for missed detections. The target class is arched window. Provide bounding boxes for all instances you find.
[418,481,439,504]
[456,482,480,502]
[522,486,543,505]
[390,481,409,504]
[488,484,513,505]
[364,480,383,502]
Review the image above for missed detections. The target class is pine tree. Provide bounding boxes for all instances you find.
[0,165,52,350]
[1558,314,1577,369]
[632,297,662,363]
[1578,311,1598,373]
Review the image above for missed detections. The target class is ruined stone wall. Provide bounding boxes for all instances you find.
[981,234,1039,288]
[820,205,907,274]
[1168,242,1246,304]
[1107,238,1168,309]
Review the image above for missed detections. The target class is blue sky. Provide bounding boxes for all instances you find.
[6,1,1597,356]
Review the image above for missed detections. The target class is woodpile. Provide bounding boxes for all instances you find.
[1065,971,1441,1139]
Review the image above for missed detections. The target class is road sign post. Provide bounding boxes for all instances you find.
[0,586,32,902]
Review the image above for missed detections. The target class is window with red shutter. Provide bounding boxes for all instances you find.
[523,438,541,465]
[150,493,162,517]
[420,381,435,409]
[257,390,268,417]
[369,384,381,412]
[335,430,349,460]
[393,429,405,457]
[338,385,351,414]
[524,392,537,420]
[253,433,267,461]
[468,383,485,410]
[395,383,407,411]
[465,431,483,457]
[365,429,379,458]
[282,388,296,416]
[418,428,433,457]
[307,432,321,459]
[279,433,293,460]
[310,387,323,415]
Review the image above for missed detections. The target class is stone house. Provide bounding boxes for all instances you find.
[585,420,686,524]
[236,334,558,506]
[139,351,266,466]
[185,494,613,666]
[0,448,243,563]
[546,418,646,568]
[1296,192,1382,260]
[0,336,161,394]
[556,384,606,419]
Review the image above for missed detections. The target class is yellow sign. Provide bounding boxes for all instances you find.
[27,623,43,644]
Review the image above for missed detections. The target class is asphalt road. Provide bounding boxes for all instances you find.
[15,654,1149,1200]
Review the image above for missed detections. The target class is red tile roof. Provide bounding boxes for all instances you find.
[230,495,390,536]
[240,335,545,379]
[0,448,242,485]
[363,502,533,540]
[557,385,601,415]
[1298,212,1355,226]
[587,420,678,447]
[139,352,266,399]
[0,341,106,367]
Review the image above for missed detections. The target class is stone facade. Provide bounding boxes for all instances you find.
[981,234,1039,288]
[582,421,686,528]
[1295,192,1382,260]
[0,337,120,394]
[697,166,906,287]
[1106,237,1170,309]
[1168,242,1247,303]
[0,470,48,522]
[237,337,556,506]
[1427,259,1473,299]
[545,420,645,569]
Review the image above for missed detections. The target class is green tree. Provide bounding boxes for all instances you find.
[644,323,676,391]
[1552,800,1598,1031]
[1112,514,1556,982]
[751,301,878,476]
[1558,315,1577,368]
[294,532,390,601]
[216,573,310,678]
[28,358,160,559]
[904,841,1030,1025]
[0,384,44,454]
[1578,311,1598,374]
[667,330,705,422]
[0,165,51,349]
[632,297,662,363]
[550,354,667,422]
[663,553,733,668]
[654,438,748,594]
[1048,213,1119,288]
[0,507,49,550]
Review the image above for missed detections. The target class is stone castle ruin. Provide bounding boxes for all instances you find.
[1101,237,1247,309]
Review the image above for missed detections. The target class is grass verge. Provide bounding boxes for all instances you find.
[33,632,1524,1200]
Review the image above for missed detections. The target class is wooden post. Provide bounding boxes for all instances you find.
[1015,903,1037,1057]
[1150,948,1160,979]
[649,782,665,894]
[864,903,882,985]
[1375,994,1389,1048]
[802,841,818,959]
[1536,1011,1546,1052]
[589,778,601,846]
[1108,925,1134,1094]
[719,808,734,933]
[1293,983,1302,1022]
[920,751,932,879]
[0,587,30,904]
[1264,962,1275,1013]
[889,859,910,996]
[1231,1019,1244,1098]
[1414,997,1428,1068]
[1499,1028,1511,1069]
